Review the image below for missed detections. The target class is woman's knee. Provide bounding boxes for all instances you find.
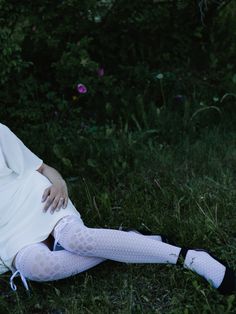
[58,224,96,255]
[14,243,58,281]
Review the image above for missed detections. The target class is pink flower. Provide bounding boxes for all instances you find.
[97,67,104,77]
[77,83,87,94]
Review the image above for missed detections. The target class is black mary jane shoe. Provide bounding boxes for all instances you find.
[176,247,236,295]
[119,227,176,245]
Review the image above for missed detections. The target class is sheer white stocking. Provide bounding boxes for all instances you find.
[14,215,226,290]
[14,242,105,282]
[13,216,169,283]
[52,215,226,289]
[53,216,181,264]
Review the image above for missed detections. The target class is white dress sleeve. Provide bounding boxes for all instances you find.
[0,123,43,179]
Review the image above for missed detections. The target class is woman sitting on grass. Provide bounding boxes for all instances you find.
[0,122,235,295]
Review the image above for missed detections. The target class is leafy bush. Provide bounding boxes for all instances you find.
[0,0,235,132]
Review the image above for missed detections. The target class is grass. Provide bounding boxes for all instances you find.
[1,119,236,313]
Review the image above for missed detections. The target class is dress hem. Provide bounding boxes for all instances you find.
[6,212,82,274]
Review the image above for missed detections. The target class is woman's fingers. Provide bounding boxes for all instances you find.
[41,188,50,203]
[63,197,68,209]
[51,195,68,213]
[41,185,68,213]
[43,195,54,212]
[55,197,65,212]
[49,196,61,214]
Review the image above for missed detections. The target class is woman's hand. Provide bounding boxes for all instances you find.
[41,179,69,214]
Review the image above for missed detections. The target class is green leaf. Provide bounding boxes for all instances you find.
[232,74,236,84]
[87,159,97,167]
[62,157,73,169]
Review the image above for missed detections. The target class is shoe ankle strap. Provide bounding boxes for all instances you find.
[176,247,188,266]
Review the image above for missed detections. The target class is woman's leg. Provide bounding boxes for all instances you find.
[54,218,181,264]
[53,215,232,292]
[14,242,105,282]
[12,219,171,284]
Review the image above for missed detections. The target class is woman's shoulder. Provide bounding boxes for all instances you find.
[0,123,8,128]
[0,124,4,141]
[0,123,7,132]
[0,123,12,137]
[0,124,7,142]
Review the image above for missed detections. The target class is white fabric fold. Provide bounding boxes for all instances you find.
[0,123,43,180]
[0,123,83,279]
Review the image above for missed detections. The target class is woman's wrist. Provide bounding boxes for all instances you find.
[53,177,66,185]
[41,165,66,185]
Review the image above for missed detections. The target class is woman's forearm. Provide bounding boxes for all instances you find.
[41,164,65,185]
[40,163,69,211]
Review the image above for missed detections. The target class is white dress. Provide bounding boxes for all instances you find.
[0,123,84,276]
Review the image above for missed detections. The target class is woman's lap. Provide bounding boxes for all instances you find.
[12,214,82,268]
